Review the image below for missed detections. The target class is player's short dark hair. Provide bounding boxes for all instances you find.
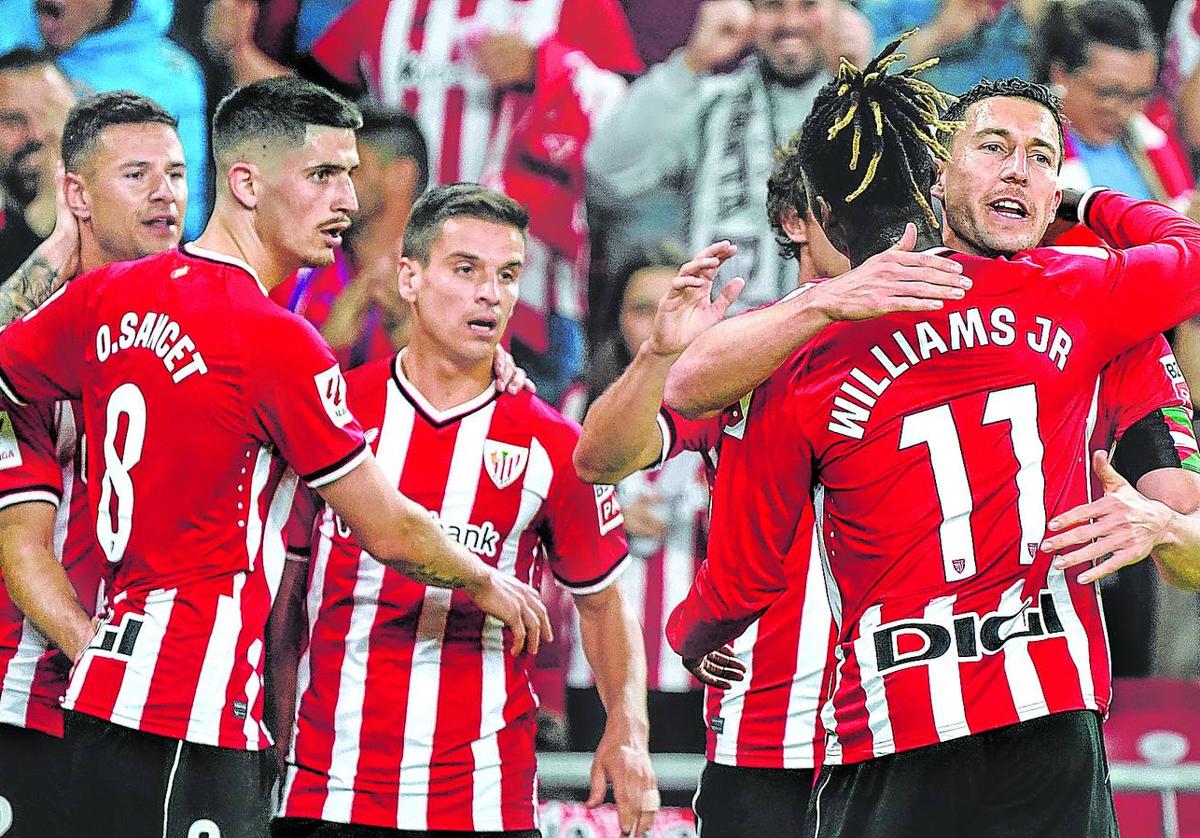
[1032,0,1158,82]
[767,135,810,261]
[941,77,1066,167]
[61,91,178,172]
[211,76,362,166]
[0,47,57,74]
[402,183,529,264]
[358,107,429,201]
[800,31,956,232]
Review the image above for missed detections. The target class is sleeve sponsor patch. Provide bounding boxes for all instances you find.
[1160,353,1192,404]
[0,411,22,470]
[314,364,352,428]
[593,484,624,536]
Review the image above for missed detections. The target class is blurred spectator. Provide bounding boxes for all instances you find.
[270,107,428,369]
[564,240,709,756]
[0,49,74,279]
[587,0,835,316]
[829,1,874,70]
[859,0,1034,95]
[1165,0,1200,151]
[621,0,704,67]
[217,0,644,404]
[0,0,208,239]
[1034,0,1192,210]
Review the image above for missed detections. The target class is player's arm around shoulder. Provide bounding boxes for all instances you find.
[316,457,553,654]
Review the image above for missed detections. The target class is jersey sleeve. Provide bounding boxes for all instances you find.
[0,277,89,407]
[1071,190,1200,354]
[307,0,388,89]
[657,406,723,465]
[666,371,811,660]
[540,429,630,595]
[1100,336,1192,444]
[283,485,322,563]
[0,398,63,510]
[251,315,367,490]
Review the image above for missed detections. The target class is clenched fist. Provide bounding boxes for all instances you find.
[683,0,756,74]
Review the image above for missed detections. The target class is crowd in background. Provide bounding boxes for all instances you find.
[1,0,1199,756]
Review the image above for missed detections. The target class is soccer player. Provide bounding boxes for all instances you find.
[0,77,549,838]
[0,90,186,838]
[573,145,975,835]
[667,50,1200,837]
[273,183,657,838]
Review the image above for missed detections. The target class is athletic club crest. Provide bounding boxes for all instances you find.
[483,440,529,490]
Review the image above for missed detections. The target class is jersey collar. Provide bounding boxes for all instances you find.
[181,243,270,297]
[391,349,498,427]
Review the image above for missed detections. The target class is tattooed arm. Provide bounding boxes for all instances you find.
[0,164,81,326]
[316,453,554,654]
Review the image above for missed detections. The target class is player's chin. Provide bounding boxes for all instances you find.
[304,245,337,268]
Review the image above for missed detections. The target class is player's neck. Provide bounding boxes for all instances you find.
[399,338,494,411]
[79,230,109,274]
[192,205,296,290]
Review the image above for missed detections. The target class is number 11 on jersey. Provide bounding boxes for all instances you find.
[899,383,1047,583]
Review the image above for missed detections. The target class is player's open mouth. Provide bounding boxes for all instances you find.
[35,0,64,19]
[988,198,1029,220]
[320,223,350,247]
[468,317,498,337]
[143,216,177,236]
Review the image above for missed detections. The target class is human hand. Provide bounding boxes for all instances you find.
[682,644,746,690]
[928,0,1000,45]
[1042,450,1174,584]
[473,32,537,88]
[203,0,260,57]
[621,493,667,541]
[807,223,970,323]
[467,569,553,655]
[683,0,755,74]
[644,241,745,358]
[586,724,658,837]
[492,344,536,395]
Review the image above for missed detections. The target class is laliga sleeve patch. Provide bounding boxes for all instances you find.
[1160,353,1192,404]
[0,411,22,470]
[314,364,352,428]
[722,392,753,440]
[593,484,624,535]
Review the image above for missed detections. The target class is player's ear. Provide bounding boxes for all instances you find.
[931,158,946,203]
[397,256,420,303]
[64,170,90,222]
[226,162,259,210]
[780,206,806,248]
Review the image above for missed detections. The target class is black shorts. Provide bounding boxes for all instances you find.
[63,710,278,838]
[692,760,814,838]
[0,721,70,838]
[807,710,1119,838]
[271,817,541,838]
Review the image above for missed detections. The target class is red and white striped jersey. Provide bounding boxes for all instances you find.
[0,245,367,750]
[0,399,101,737]
[669,191,1200,765]
[567,447,708,694]
[281,351,628,832]
[310,0,641,187]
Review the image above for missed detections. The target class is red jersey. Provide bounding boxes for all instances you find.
[0,400,100,737]
[280,351,628,832]
[0,245,367,750]
[663,405,836,770]
[669,191,1200,764]
[270,253,394,370]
